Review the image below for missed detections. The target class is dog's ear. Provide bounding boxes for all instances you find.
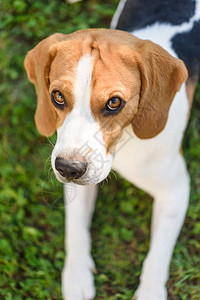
[24,34,66,137]
[132,40,188,139]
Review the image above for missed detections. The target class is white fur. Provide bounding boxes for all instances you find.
[110,0,128,29]
[51,54,113,186]
[62,184,97,300]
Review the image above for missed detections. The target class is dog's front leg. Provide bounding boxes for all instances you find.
[134,155,190,300]
[62,184,97,300]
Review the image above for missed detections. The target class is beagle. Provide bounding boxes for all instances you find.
[24,0,200,299]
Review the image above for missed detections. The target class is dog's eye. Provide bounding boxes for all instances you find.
[102,96,125,116]
[51,90,65,106]
[106,97,121,111]
[106,97,121,110]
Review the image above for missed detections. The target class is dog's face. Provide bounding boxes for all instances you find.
[24,29,187,185]
[48,49,140,185]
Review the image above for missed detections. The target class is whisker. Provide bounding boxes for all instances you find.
[44,143,54,149]
[47,138,55,148]
[110,170,118,180]
[47,167,53,179]
[48,169,52,182]
[44,155,52,171]
[99,180,104,188]
[50,172,55,185]
[48,165,52,172]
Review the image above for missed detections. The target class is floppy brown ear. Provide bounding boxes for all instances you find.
[24,33,66,136]
[132,40,188,139]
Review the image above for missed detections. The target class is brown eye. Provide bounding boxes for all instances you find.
[51,90,65,106]
[106,97,121,111]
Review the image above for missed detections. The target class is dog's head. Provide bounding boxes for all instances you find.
[24,29,187,185]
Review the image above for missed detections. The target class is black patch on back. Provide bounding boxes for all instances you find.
[171,21,200,78]
[116,0,196,31]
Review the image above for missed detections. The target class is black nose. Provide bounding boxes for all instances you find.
[55,157,87,180]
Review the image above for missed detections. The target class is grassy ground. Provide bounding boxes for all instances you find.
[0,0,200,299]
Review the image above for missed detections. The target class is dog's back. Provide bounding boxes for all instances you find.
[111,0,200,104]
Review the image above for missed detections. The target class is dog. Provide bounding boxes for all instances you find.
[24,0,200,299]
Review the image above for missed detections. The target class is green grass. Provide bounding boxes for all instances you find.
[0,0,200,299]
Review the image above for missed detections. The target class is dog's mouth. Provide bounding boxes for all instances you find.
[54,166,108,185]
[55,173,102,185]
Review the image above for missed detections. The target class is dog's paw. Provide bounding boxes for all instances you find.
[62,256,96,300]
[133,285,167,300]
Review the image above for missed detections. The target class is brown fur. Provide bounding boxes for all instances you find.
[132,40,188,139]
[24,29,187,151]
[24,34,65,136]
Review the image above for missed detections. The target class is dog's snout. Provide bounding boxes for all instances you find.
[55,157,87,180]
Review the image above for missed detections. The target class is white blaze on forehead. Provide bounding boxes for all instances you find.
[73,54,94,119]
[55,53,102,150]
